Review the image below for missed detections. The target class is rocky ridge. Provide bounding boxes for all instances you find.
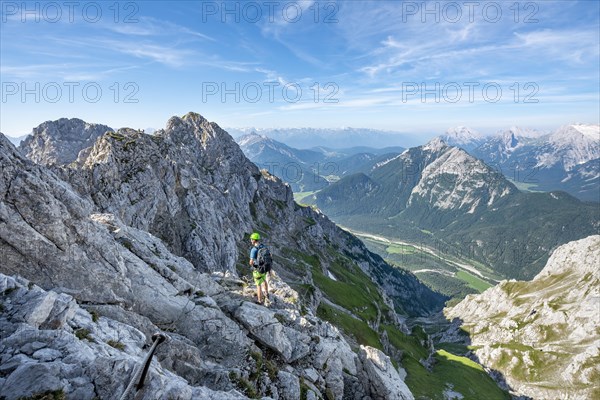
[443,124,600,201]
[0,114,427,399]
[19,118,112,166]
[445,235,600,400]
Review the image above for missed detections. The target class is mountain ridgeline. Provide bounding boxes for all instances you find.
[445,235,600,400]
[236,132,404,193]
[308,138,599,280]
[10,114,448,318]
[0,114,472,400]
[229,127,417,148]
[236,132,330,192]
[441,125,600,202]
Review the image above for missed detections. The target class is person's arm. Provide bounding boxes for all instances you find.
[249,247,257,266]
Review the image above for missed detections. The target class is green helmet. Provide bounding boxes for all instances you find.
[250,232,261,240]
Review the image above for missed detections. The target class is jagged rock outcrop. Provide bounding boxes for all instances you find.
[0,264,408,400]
[0,274,247,400]
[19,118,112,166]
[359,345,414,400]
[234,302,311,362]
[16,113,443,316]
[0,115,418,399]
[445,235,600,400]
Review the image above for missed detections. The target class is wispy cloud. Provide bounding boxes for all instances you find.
[109,41,194,67]
[0,0,597,135]
[0,63,139,81]
[328,0,598,90]
[357,26,599,83]
[259,0,316,33]
[255,67,291,86]
[513,29,600,63]
[104,16,215,42]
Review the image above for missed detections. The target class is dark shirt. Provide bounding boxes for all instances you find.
[250,243,265,265]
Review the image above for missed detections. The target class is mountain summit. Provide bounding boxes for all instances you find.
[0,113,448,399]
[309,139,599,280]
[19,118,112,166]
[439,126,484,149]
[454,124,600,201]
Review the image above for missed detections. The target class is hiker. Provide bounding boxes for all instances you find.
[249,232,272,304]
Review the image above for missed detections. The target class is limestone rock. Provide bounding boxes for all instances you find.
[277,371,300,400]
[0,274,249,400]
[19,118,112,166]
[0,113,424,400]
[445,235,600,400]
[234,302,310,363]
[359,345,414,400]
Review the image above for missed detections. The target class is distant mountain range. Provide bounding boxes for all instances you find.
[440,125,600,202]
[228,127,422,148]
[10,123,600,201]
[236,132,404,193]
[236,127,599,282]
[305,137,599,280]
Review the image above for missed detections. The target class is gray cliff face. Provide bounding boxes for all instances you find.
[445,235,600,400]
[37,112,442,315]
[19,118,112,166]
[0,115,418,400]
[62,114,261,274]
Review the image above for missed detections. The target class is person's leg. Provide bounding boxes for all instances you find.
[256,285,263,303]
[263,279,269,299]
[253,270,263,303]
[265,270,270,283]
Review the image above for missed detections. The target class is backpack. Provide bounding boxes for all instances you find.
[256,245,273,274]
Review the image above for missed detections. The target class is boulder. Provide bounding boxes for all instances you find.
[359,345,414,400]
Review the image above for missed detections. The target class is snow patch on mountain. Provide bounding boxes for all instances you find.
[571,124,600,141]
[235,131,266,147]
[500,126,546,139]
[542,124,600,170]
[456,124,600,201]
[441,126,483,146]
[372,153,403,170]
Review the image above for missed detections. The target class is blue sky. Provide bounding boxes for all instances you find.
[1,0,599,139]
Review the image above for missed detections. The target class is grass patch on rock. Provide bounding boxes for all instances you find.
[316,303,382,350]
[382,325,509,400]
